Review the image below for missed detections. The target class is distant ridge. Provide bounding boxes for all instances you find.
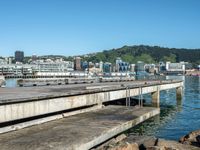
[84,45,200,65]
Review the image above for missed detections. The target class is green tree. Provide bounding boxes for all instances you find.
[163,53,176,62]
[135,54,155,64]
[121,54,134,63]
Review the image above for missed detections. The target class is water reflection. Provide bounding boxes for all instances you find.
[128,76,200,141]
[128,104,178,136]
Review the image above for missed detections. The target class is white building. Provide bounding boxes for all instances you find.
[0,58,7,65]
[166,62,185,72]
[0,61,74,75]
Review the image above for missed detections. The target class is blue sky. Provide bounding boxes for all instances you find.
[0,0,200,56]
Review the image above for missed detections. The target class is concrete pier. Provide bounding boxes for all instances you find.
[0,80,184,149]
[0,80,183,124]
[0,106,160,150]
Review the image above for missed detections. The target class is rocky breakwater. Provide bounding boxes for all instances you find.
[93,130,200,150]
[179,129,200,148]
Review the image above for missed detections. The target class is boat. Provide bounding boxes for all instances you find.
[0,75,6,87]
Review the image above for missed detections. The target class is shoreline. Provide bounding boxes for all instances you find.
[185,70,200,76]
[93,129,200,150]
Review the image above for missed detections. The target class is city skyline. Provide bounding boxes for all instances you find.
[1,0,200,57]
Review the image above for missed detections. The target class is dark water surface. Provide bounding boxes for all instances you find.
[129,76,200,140]
[5,76,200,140]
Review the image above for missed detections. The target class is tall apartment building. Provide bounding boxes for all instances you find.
[15,51,24,63]
[74,57,82,71]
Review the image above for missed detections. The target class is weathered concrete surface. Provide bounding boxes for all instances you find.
[0,80,183,123]
[151,90,160,108]
[0,104,104,134]
[0,80,183,103]
[0,106,160,150]
[17,78,96,87]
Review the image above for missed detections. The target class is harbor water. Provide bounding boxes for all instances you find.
[4,76,200,140]
[129,75,200,140]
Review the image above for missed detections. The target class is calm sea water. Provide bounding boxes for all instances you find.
[129,76,200,140]
[4,76,200,140]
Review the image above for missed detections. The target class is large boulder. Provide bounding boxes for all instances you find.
[179,129,200,147]
[157,139,200,150]
[108,142,139,150]
[126,135,157,149]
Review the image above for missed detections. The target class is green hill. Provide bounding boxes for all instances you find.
[84,45,200,66]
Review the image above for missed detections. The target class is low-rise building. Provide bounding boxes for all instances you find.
[166,61,185,72]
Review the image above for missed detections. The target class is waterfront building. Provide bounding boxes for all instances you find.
[115,57,129,72]
[5,57,12,64]
[166,61,185,72]
[0,64,36,75]
[144,64,156,74]
[130,64,135,73]
[158,61,166,72]
[37,61,74,72]
[74,57,82,71]
[103,62,112,73]
[8,57,13,64]
[0,58,7,65]
[115,57,122,72]
[15,51,24,63]
[99,61,103,72]
[0,61,74,75]
[88,62,94,68]
[32,54,37,61]
[112,66,116,72]
[81,61,89,71]
[135,61,145,72]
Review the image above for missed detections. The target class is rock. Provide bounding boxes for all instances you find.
[92,134,128,150]
[157,138,200,150]
[146,146,166,150]
[126,135,157,149]
[108,142,139,150]
[115,134,127,143]
[196,135,200,144]
[179,129,200,147]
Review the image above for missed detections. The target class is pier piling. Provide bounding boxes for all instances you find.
[151,88,160,107]
[176,86,183,101]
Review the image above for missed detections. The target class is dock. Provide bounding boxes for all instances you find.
[0,80,184,149]
[0,106,159,150]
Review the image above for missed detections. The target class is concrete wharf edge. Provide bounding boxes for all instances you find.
[0,106,160,150]
[0,80,183,123]
[0,80,182,104]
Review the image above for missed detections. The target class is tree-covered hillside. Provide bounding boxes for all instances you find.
[84,45,200,66]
